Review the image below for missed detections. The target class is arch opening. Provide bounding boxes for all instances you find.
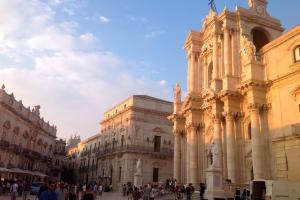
[251,28,270,52]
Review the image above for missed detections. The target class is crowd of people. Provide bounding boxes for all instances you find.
[0,178,209,200]
[37,182,107,200]
[0,180,31,200]
[120,179,204,200]
[0,180,106,200]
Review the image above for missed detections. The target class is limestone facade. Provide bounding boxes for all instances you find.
[77,134,100,183]
[169,0,300,191]
[51,139,68,180]
[0,85,57,176]
[98,95,173,190]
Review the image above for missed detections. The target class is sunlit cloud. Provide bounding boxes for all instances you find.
[144,30,165,39]
[99,16,110,24]
[0,0,172,139]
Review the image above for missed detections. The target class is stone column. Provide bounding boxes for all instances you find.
[187,53,191,92]
[225,112,236,183]
[190,53,195,92]
[182,133,187,183]
[249,103,264,179]
[174,130,181,182]
[224,27,232,76]
[189,126,198,184]
[260,104,271,179]
[186,130,190,183]
[213,33,219,79]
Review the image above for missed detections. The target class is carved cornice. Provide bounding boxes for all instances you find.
[219,90,242,100]
[237,80,269,94]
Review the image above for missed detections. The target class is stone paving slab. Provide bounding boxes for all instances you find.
[0,192,178,200]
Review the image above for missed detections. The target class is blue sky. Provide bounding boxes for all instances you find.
[0,0,299,139]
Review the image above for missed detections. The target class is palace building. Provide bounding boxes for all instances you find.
[0,85,58,180]
[169,0,300,198]
[98,95,173,190]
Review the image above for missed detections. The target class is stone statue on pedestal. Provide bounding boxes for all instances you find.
[211,142,220,168]
[135,158,142,174]
[240,35,256,63]
[134,158,142,187]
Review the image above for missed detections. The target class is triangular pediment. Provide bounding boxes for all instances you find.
[184,31,202,49]
[152,127,165,133]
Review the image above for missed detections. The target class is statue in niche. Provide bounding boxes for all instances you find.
[211,142,220,168]
[135,158,142,175]
[240,35,256,63]
[174,83,181,102]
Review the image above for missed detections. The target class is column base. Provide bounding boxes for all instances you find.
[204,168,230,200]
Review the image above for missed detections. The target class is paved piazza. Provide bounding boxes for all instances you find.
[0,192,176,200]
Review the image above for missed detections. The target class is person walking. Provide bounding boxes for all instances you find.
[55,182,68,200]
[68,185,77,200]
[82,185,95,200]
[40,183,58,200]
[186,183,194,200]
[10,181,18,200]
[22,181,31,200]
[98,184,103,196]
[149,186,155,200]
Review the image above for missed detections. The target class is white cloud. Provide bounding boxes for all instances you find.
[80,33,96,43]
[127,15,148,23]
[158,80,167,86]
[99,16,110,24]
[0,0,172,140]
[144,30,165,39]
[63,7,75,15]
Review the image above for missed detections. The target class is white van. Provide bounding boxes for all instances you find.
[251,179,300,200]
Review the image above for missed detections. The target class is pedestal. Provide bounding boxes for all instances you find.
[204,167,228,200]
[134,173,142,187]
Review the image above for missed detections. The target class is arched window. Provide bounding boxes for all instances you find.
[248,123,252,140]
[294,46,300,62]
[208,62,213,86]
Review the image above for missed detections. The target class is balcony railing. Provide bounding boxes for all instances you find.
[97,145,173,158]
[0,139,10,148]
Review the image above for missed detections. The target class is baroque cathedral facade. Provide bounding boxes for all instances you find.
[169,0,300,197]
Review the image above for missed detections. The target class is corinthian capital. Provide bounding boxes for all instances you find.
[222,111,236,121]
[248,102,261,112]
[259,103,271,113]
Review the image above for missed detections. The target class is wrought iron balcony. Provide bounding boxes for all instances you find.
[98,145,173,158]
[0,139,10,149]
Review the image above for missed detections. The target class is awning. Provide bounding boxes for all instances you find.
[10,168,27,174]
[0,167,11,173]
[32,171,48,177]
